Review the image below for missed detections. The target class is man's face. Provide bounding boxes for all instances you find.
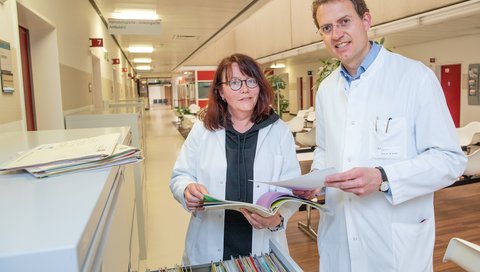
[315,0,371,72]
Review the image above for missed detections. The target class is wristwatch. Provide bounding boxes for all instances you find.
[375,166,390,192]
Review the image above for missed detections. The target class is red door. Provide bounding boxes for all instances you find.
[297,77,303,110]
[19,26,36,131]
[441,64,461,127]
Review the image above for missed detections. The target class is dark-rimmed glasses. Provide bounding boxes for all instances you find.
[220,77,258,91]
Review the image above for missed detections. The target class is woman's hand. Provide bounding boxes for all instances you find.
[240,209,282,230]
[184,183,209,212]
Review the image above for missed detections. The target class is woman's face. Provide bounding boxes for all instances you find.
[220,62,260,119]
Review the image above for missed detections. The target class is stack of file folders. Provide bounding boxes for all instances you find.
[150,251,289,272]
[0,133,143,178]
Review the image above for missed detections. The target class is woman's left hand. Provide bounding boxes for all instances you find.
[240,209,282,230]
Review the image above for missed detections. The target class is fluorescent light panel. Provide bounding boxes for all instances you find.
[136,65,151,71]
[133,58,152,63]
[270,63,286,69]
[128,46,154,53]
[112,9,159,20]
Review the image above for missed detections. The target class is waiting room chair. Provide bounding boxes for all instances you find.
[286,116,305,136]
[463,148,480,177]
[296,128,316,147]
[443,237,480,272]
[456,121,480,149]
[296,107,314,119]
[188,104,201,115]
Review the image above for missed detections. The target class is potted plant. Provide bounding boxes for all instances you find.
[266,74,289,117]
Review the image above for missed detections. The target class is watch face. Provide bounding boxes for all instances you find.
[380,181,389,192]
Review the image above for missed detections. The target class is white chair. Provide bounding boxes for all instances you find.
[456,121,480,148]
[188,103,201,115]
[286,116,305,136]
[296,128,316,147]
[464,148,480,177]
[296,107,314,119]
[443,237,480,272]
[305,111,316,128]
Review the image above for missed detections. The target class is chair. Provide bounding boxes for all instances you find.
[286,116,305,136]
[305,111,316,128]
[188,104,201,115]
[296,107,314,119]
[456,121,480,149]
[296,128,316,147]
[443,237,480,271]
[463,148,480,177]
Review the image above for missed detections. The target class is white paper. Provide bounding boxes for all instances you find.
[251,167,337,190]
[0,133,119,171]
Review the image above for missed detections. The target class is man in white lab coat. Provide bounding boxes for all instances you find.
[298,0,467,271]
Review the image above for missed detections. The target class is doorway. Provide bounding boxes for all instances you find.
[18,26,36,131]
[440,64,461,127]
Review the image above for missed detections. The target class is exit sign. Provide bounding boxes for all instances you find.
[112,58,120,64]
[89,38,103,47]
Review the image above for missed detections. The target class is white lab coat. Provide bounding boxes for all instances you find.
[312,47,467,272]
[170,118,301,266]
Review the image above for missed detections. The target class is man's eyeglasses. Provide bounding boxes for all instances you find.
[221,77,258,91]
[318,17,352,35]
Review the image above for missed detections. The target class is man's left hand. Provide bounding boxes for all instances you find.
[324,167,382,196]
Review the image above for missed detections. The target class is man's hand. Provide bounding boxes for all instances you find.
[184,183,209,212]
[324,167,382,196]
[240,209,282,230]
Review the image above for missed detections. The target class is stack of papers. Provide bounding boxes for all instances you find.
[0,133,143,178]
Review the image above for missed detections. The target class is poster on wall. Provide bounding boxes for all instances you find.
[0,39,12,72]
[1,71,14,93]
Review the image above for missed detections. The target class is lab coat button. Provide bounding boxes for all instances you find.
[353,237,358,241]
[351,121,356,125]
[218,249,221,252]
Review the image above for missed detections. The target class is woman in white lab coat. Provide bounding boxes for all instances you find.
[170,53,301,266]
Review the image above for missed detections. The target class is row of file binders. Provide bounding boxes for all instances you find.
[149,251,289,272]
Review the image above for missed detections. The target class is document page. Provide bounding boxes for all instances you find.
[250,167,337,190]
[0,133,119,171]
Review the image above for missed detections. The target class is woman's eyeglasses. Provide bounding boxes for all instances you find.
[221,77,258,91]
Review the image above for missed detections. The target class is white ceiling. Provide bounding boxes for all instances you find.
[91,0,480,77]
[92,0,269,77]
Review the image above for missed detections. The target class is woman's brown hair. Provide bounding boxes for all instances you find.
[202,53,274,131]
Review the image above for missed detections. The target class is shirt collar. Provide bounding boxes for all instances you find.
[340,41,381,85]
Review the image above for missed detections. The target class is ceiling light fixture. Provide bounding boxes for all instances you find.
[136,65,151,71]
[270,63,286,69]
[128,46,154,53]
[112,9,159,20]
[133,58,152,63]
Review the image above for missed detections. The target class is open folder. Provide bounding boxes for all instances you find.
[202,192,330,218]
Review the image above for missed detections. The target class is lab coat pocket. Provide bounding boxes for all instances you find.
[392,219,434,271]
[369,117,407,160]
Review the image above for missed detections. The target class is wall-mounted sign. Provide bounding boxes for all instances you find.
[89,38,103,47]
[122,67,128,73]
[1,71,14,94]
[0,39,12,72]
[108,18,161,35]
[112,58,120,65]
